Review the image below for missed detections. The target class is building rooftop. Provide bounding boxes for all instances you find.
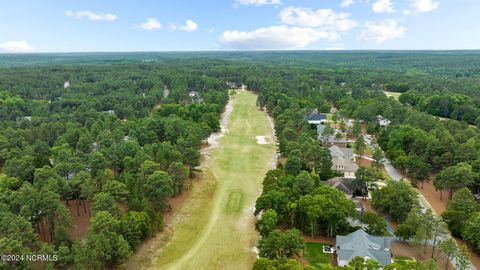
[305,113,327,122]
[336,229,392,266]
[326,177,354,196]
[317,125,327,136]
[330,145,354,159]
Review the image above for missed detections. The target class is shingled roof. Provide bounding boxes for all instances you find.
[336,229,392,266]
[326,177,354,196]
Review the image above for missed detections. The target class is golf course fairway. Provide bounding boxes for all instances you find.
[151,90,276,270]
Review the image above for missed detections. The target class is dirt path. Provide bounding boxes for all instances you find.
[127,90,276,270]
[417,180,480,269]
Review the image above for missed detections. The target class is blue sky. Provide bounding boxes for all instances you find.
[0,0,478,52]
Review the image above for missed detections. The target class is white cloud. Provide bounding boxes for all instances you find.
[358,19,406,43]
[341,0,354,8]
[139,18,162,30]
[179,20,198,32]
[168,20,199,32]
[403,9,412,15]
[411,0,439,13]
[372,0,395,13]
[279,6,357,32]
[235,0,281,6]
[0,41,34,52]
[220,25,336,49]
[65,10,117,21]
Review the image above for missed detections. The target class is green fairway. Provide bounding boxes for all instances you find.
[151,91,276,270]
[304,243,333,269]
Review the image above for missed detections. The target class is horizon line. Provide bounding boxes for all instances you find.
[2,49,480,55]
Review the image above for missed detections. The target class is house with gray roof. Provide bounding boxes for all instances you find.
[329,145,358,178]
[336,229,392,267]
[326,177,354,197]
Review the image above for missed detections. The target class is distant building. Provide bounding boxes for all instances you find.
[336,229,392,267]
[226,81,241,88]
[16,116,32,122]
[101,110,115,115]
[377,115,391,127]
[329,145,358,178]
[188,91,198,98]
[305,113,328,125]
[321,135,354,147]
[316,125,327,139]
[319,127,355,146]
[64,81,70,89]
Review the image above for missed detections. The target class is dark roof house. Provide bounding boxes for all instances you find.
[305,113,328,124]
[326,177,354,196]
[336,229,392,267]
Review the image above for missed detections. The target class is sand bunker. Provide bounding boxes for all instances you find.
[255,136,268,145]
[197,95,234,169]
[251,246,259,258]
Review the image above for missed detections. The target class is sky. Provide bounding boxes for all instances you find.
[0,0,478,52]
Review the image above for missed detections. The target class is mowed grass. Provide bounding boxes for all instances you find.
[304,243,333,269]
[151,91,276,270]
[383,91,402,100]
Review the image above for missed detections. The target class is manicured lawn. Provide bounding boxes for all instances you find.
[304,242,333,269]
[147,91,276,270]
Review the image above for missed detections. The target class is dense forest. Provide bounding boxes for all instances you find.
[1,51,480,269]
[0,60,229,269]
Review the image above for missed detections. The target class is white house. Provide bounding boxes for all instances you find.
[305,113,328,125]
[377,115,391,127]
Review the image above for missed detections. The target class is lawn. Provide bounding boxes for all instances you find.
[383,91,402,100]
[142,91,276,270]
[304,242,333,269]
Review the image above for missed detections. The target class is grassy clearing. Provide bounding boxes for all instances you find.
[304,243,333,268]
[150,91,276,270]
[383,91,402,100]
